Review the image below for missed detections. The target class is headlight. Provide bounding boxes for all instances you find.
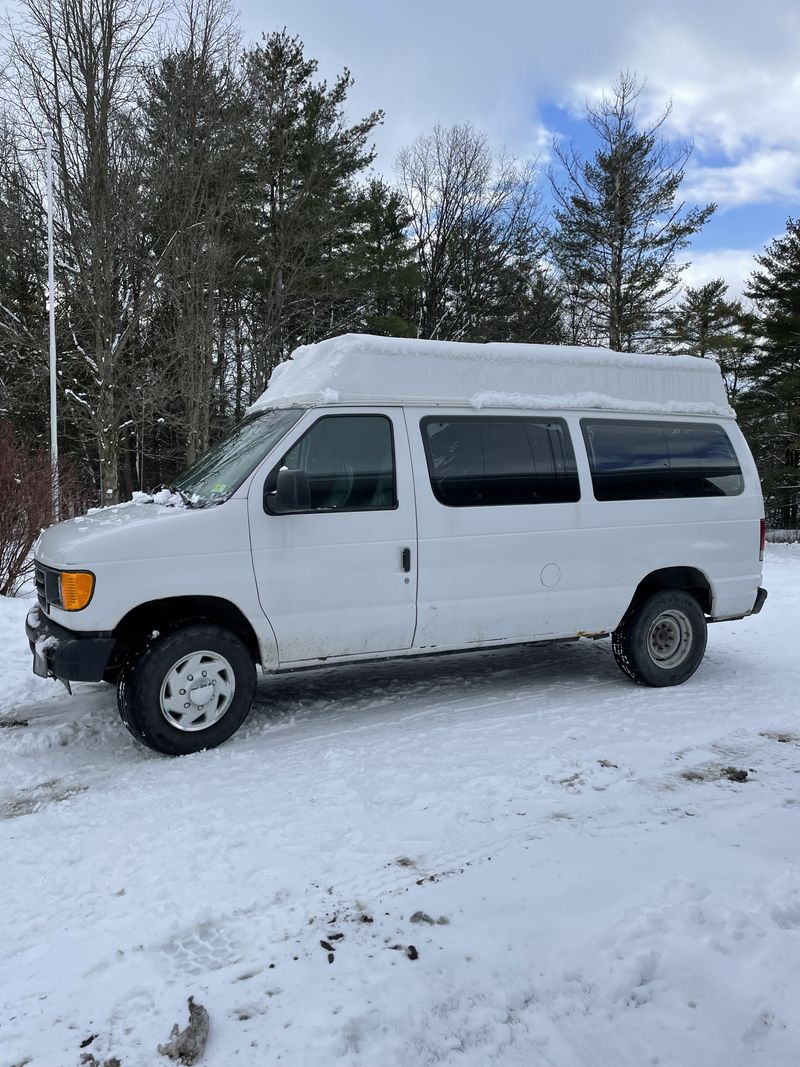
[59,570,95,611]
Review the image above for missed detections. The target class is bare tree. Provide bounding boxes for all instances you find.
[3,0,161,502]
[397,123,542,341]
[0,111,49,437]
[0,420,90,594]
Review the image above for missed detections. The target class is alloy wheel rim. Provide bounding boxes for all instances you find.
[159,650,236,731]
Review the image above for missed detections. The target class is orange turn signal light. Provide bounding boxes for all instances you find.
[59,570,95,611]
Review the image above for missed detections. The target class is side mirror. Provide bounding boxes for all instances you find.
[266,468,311,513]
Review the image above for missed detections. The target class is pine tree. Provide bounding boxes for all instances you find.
[349,178,418,337]
[243,31,382,393]
[661,280,738,357]
[549,72,715,352]
[140,4,249,474]
[660,279,755,403]
[495,262,565,345]
[743,219,800,528]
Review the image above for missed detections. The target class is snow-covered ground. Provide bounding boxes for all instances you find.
[1,548,799,1067]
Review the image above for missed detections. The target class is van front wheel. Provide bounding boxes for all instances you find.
[612,590,707,687]
[117,625,256,755]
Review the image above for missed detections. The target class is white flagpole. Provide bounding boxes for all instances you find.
[46,130,59,522]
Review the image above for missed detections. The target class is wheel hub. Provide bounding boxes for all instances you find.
[159,650,236,731]
[646,610,693,669]
[189,679,216,706]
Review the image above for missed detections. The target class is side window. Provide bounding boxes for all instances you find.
[581,421,672,500]
[663,423,745,497]
[421,416,580,507]
[581,419,744,501]
[265,415,396,513]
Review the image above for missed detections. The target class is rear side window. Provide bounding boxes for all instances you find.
[581,419,744,500]
[421,416,580,507]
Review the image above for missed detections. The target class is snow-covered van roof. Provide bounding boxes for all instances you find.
[249,334,734,418]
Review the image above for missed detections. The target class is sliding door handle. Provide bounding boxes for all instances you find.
[401,547,411,573]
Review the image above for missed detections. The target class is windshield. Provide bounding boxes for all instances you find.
[173,408,305,505]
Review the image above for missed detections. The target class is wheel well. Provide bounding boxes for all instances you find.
[629,567,713,616]
[112,596,261,667]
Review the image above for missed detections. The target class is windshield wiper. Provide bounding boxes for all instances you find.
[172,485,201,508]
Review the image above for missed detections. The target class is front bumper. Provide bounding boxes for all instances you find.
[26,605,115,683]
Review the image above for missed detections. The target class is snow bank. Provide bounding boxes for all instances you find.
[249,333,734,418]
[0,595,60,714]
[1,548,798,1065]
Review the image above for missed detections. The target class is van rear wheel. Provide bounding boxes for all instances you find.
[612,589,707,687]
[117,625,256,755]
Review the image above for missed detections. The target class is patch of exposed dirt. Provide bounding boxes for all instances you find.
[0,778,89,819]
[760,731,800,744]
[409,911,449,925]
[680,764,752,784]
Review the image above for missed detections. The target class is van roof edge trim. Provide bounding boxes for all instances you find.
[263,393,735,418]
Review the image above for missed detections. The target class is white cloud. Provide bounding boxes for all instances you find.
[568,12,800,208]
[629,36,798,141]
[677,249,760,301]
[233,0,649,164]
[236,0,800,210]
[684,150,800,208]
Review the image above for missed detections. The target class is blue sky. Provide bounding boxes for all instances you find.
[235,0,799,298]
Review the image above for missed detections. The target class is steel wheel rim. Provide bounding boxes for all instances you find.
[159,650,236,732]
[646,610,693,669]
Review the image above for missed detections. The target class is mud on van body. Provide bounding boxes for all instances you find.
[27,335,767,755]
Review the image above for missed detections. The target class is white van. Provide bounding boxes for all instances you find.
[27,335,767,755]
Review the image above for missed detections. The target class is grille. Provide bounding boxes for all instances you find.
[34,562,60,613]
[34,562,47,611]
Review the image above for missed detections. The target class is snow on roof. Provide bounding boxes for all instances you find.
[248,333,734,419]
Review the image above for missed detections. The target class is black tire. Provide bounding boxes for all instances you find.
[117,624,256,755]
[612,589,707,687]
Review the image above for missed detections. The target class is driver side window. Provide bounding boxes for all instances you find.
[265,414,397,514]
